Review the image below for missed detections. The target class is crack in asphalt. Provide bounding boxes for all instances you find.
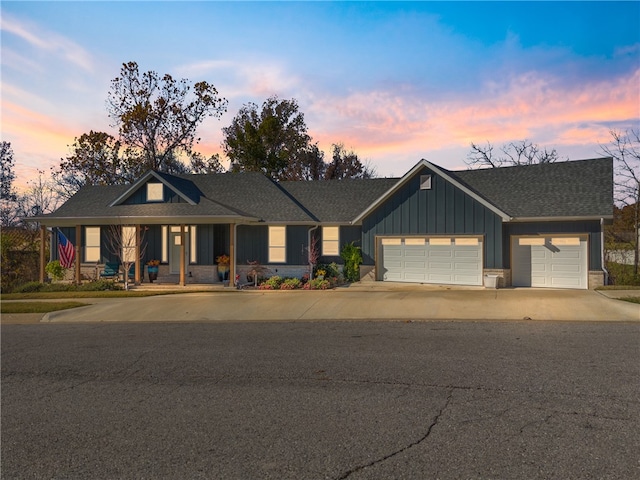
[334,389,454,480]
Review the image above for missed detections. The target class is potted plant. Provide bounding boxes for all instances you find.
[216,254,230,282]
[147,259,160,282]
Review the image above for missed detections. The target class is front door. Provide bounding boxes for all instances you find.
[169,227,189,274]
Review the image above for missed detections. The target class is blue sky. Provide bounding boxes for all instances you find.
[2,1,639,188]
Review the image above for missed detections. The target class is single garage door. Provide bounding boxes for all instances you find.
[511,236,588,289]
[380,236,483,286]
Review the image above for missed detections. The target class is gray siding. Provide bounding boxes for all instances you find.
[361,167,503,268]
[123,182,186,205]
[504,221,602,270]
[196,224,229,265]
[237,225,311,266]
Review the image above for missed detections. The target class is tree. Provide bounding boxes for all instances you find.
[107,61,228,172]
[223,96,311,180]
[600,129,640,275]
[466,140,563,168]
[106,224,147,291]
[189,152,225,174]
[15,170,64,228]
[282,143,327,181]
[325,143,376,180]
[52,131,126,199]
[1,141,17,226]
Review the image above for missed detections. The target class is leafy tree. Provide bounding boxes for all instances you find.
[189,152,225,174]
[600,129,640,275]
[1,141,18,226]
[53,131,126,199]
[107,61,228,172]
[466,140,563,168]
[283,143,327,181]
[325,143,376,180]
[223,96,311,180]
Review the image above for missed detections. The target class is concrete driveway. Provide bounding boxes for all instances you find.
[38,285,639,323]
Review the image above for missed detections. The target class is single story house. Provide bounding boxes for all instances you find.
[33,157,613,289]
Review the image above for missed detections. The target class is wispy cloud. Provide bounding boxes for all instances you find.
[0,13,93,72]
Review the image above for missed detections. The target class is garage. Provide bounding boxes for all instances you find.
[511,236,588,289]
[379,236,483,286]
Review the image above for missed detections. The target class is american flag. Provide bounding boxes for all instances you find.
[57,229,75,268]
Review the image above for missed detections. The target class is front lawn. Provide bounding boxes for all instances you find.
[619,297,640,305]
[1,301,88,314]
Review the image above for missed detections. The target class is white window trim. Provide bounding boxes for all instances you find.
[161,226,168,263]
[84,226,100,262]
[268,226,286,263]
[190,225,197,263]
[322,226,340,256]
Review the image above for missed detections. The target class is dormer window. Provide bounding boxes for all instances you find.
[147,183,163,202]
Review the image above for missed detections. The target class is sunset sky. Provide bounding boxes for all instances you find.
[2,1,639,190]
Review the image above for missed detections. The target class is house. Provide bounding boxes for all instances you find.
[33,157,613,289]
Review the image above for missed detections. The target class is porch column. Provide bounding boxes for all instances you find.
[39,225,46,283]
[229,223,235,286]
[135,224,141,285]
[75,224,81,285]
[179,224,186,286]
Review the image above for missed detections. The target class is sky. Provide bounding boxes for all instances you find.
[1,1,639,190]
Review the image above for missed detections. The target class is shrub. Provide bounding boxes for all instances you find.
[280,277,301,290]
[45,260,66,281]
[78,280,123,291]
[304,278,330,290]
[340,242,362,282]
[607,262,640,286]
[260,275,283,289]
[13,281,44,293]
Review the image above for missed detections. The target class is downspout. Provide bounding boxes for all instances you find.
[233,223,238,287]
[601,217,609,285]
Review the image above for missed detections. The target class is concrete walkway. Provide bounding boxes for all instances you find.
[27,285,640,323]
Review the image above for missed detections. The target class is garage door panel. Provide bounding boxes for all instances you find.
[512,237,587,289]
[380,237,483,286]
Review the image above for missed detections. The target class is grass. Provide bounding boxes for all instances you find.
[1,290,213,300]
[1,301,88,314]
[596,285,640,290]
[619,297,640,305]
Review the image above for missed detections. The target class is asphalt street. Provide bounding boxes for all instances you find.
[2,320,639,479]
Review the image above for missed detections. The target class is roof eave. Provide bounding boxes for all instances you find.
[508,215,613,223]
[29,214,258,227]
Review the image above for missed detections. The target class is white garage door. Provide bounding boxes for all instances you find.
[511,236,588,289]
[380,237,483,286]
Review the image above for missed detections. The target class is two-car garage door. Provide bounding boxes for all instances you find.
[380,236,483,286]
[511,236,588,289]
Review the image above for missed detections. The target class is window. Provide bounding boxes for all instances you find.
[552,237,581,246]
[269,226,286,263]
[381,238,402,245]
[147,183,163,202]
[322,226,340,256]
[85,227,100,262]
[122,226,136,263]
[190,226,197,263]
[429,238,451,246]
[455,238,479,246]
[519,237,545,246]
[420,175,432,190]
[404,238,425,246]
[161,226,168,263]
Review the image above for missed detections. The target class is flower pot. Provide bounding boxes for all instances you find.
[147,266,159,283]
[218,265,229,282]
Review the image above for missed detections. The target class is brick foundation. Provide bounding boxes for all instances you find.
[588,270,604,289]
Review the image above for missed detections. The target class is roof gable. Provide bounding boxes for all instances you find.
[108,171,200,207]
[353,159,512,223]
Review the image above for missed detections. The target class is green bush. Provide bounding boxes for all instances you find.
[13,281,44,293]
[340,242,363,282]
[45,260,66,281]
[280,277,301,290]
[607,262,640,286]
[304,278,331,290]
[78,280,123,291]
[260,275,283,290]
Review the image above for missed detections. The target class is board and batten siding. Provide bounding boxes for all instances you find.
[503,221,602,270]
[237,225,310,265]
[361,167,503,268]
[318,225,362,264]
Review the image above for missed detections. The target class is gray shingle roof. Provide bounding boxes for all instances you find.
[280,178,399,222]
[39,157,613,225]
[449,157,613,218]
